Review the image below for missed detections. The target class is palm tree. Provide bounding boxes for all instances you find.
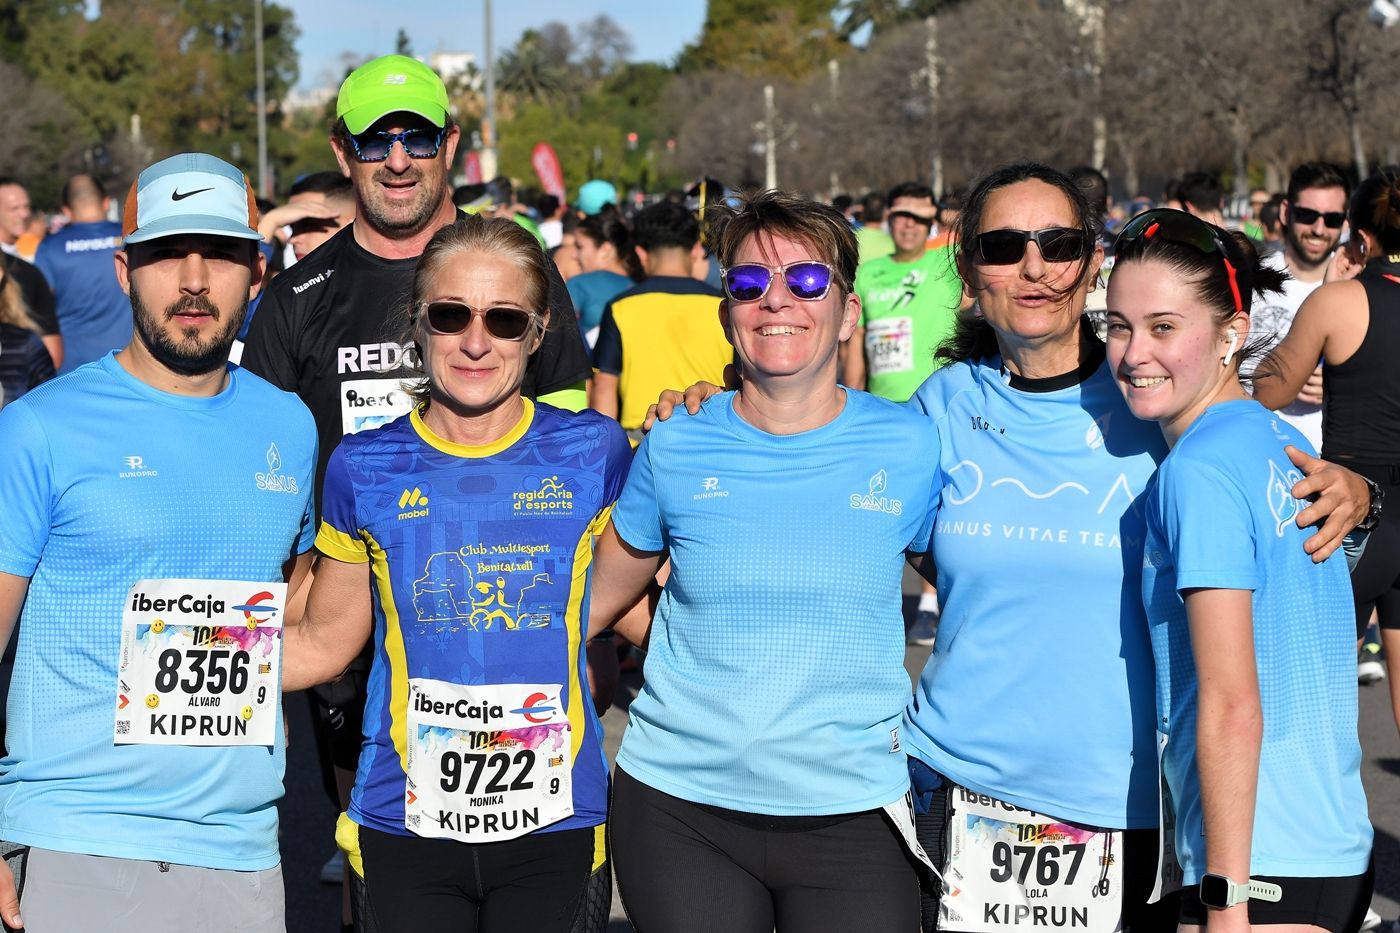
[497,29,570,103]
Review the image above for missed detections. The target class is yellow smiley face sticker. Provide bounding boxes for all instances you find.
[151,619,165,634]
[246,619,258,630]
[145,694,160,709]
[241,706,253,721]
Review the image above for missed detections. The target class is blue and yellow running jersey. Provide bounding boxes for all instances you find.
[317,400,631,840]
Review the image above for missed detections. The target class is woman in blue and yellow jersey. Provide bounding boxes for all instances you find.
[283,215,631,933]
[587,189,940,933]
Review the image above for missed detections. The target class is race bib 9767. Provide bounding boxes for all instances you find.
[940,786,1123,933]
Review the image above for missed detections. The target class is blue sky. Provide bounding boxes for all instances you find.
[288,0,708,91]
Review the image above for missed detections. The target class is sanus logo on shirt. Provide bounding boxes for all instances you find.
[254,443,300,494]
[850,469,903,515]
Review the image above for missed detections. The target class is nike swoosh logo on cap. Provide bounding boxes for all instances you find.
[171,187,214,201]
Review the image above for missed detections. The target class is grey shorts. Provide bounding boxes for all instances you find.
[15,847,284,933]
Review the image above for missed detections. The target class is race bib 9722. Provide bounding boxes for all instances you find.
[114,579,285,747]
[405,679,573,843]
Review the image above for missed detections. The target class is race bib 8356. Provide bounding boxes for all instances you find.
[115,579,285,746]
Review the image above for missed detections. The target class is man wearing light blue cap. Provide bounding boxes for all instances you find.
[0,152,317,932]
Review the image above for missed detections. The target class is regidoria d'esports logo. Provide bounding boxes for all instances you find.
[513,475,573,513]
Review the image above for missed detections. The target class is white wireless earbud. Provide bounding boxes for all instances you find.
[1223,329,1239,367]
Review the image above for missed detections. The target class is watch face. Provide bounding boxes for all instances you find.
[1199,874,1231,908]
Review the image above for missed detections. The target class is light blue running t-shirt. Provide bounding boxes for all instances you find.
[0,352,316,870]
[903,355,1167,829]
[612,389,940,815]
[1141,400,1371,883]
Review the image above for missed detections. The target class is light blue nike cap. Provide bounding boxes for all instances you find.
[122,152,262,245]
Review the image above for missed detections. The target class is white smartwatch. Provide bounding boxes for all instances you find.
[1198,872,1283,909]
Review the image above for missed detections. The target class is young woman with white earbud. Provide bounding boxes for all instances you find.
[1104,208,1373,933]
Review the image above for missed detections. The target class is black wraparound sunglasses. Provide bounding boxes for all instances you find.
[973,227,1088,265]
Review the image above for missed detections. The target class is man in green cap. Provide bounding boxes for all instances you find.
[240,54,599,931]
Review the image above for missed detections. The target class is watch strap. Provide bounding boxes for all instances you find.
[1359,476,1384,531]
[1202,873,1284,908]
[1246,879,1283,903]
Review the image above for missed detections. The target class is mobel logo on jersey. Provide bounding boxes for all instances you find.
[398,487,430,520]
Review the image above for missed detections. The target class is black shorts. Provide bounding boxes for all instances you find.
[1178,860,1373,933]
[306,663,370,807]
[356,823,604,933]
[610,767,921,933]
[1341,462,1400,635]
[911,767,1179,933]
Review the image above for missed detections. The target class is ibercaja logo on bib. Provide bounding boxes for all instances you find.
[410,686,560,727]
[405,679,573,843]
[127,588,281,625]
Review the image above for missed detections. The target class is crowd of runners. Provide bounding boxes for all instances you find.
[0,51,1393,933]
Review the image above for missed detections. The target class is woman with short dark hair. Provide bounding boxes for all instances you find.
[566,212,642,348]
[590,189,938,932]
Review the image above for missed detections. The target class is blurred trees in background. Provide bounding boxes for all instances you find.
[4,0,1400,207]
[0,0,297,205]
[489,0,1400,203]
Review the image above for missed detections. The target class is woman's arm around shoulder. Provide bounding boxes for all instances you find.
[587,521,664,646]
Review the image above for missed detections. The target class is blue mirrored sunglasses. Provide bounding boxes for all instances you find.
[346,127,446,163]
[721,261,834,302]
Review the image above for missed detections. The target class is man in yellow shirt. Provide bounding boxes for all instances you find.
[589,201,730,438]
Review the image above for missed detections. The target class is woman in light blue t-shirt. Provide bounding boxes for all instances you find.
[587,190,939,933]
[645,166,1375,933]
[1107,208,1372,933]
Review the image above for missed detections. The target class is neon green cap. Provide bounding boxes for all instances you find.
[336,54,449,135]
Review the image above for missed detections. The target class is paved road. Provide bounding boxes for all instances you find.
[281,636,1400,933]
